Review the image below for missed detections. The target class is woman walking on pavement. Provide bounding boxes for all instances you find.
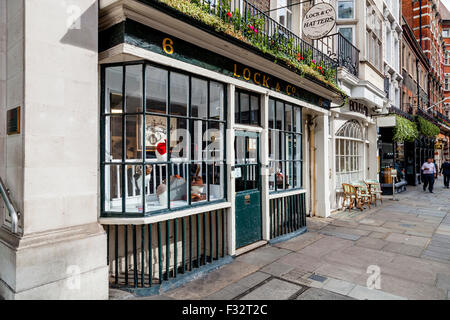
[440,158,450,189]
[421,157,437,193]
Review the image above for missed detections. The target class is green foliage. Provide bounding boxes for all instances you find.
[158,0,346,99]
[417,116,440,137]
[393,116,419,142]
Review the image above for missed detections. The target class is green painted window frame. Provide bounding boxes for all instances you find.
[100,61,227,218]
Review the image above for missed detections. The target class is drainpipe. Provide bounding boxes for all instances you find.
[417,58,420,112]
[419,0,423,47]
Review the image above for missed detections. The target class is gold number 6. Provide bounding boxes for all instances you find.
[162,38,174,55]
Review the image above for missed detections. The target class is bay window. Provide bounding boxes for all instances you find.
[102,63,226,216]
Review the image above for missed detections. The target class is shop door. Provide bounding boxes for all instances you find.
[234,131,262,248]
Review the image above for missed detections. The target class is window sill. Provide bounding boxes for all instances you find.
[269,188,306,199]
[100,200,231,225]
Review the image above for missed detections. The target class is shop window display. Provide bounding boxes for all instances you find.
[268,98,303,192]
[102,63,226,216]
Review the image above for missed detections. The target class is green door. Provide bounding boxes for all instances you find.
[235,131,262,248]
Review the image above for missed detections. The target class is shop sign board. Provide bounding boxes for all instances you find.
[100,20,332,109]
[349,100,369,117]
[302,3,336,40]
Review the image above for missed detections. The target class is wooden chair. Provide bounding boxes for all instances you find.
[342,183,361,212]
[365,179,383,206]
[353,181,372,209]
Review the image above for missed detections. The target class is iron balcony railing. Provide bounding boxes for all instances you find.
[389,105,415,121]
[315,32,360,77]
[417,107,439,125]
[0,177,20,234]
[192,0,339,82]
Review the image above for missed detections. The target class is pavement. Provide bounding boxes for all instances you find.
[110,184,450,300]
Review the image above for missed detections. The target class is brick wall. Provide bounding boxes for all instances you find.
[248,0,270,12]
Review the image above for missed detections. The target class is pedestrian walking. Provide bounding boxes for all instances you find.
[421,157,437,193]
[440,158,450,189]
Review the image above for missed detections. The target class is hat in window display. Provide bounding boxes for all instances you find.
[156,139,167,161]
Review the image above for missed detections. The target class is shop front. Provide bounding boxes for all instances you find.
[329,100,379,211]
[97,0,342,293]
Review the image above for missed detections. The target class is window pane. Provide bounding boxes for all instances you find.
[240,93,250,124]
[209,162,225,201]
[170,117,189,161]
[339,27,353,43]
[286,134,293,160]
[293,161,302,188]
[146,66,167,114]
[126,115,143,161]
[276,101,284,130]
[234,91,240,123]
[105,66,123,114]
[276,162,286,190]
[170,72,188,116]
[294,134,301,160]
[285,104,293,131]
[207,122,224,163]
[125,65,143,113]
[338,0,354,19]
[146,164,168,212]
[104,164,122,212]
[293,107,301,133]
[125,164,143,214]
[169,163,189,209]
[210,81,224,120]
[191,162,207,203]
[145,115,167,161]
[105,115,123,161]
[192,120,207,162]
[269,161,276,191]
[250,95,259,125]
[191,77,208,119]
[269,99,275,128]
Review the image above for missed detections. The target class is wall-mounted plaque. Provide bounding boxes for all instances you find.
[7,106,21,135]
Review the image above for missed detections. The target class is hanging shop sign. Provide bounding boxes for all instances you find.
[348,100,369,117]
[100,20,331,109]
[302,2,336,40]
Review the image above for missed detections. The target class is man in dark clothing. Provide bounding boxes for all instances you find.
[441,159,450,189]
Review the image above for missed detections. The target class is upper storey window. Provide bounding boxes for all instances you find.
[338,0,355,20]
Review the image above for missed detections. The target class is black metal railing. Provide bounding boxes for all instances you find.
[269,193,306,240]
[188,0,338,82]
[418,107,439,125]
[436,110,450,127]
[316,32,360,77]
[104,209,227,289]
[389,105,415,121]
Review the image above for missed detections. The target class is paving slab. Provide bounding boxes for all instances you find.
[436,273,450,291]
[385,233,430,247]
[347,285,407,300]
[239,278,302,300]
[260,261,296,277]
[355,237,388,250]
[322,278,356,296]
[235,246,291,268]
[164,261,260,299]
[297,236,354,258]
[296,288,355,300]
[382,242,424,257]
[273,232,323,252]
[373,274,447,300]
[368,231,389,239]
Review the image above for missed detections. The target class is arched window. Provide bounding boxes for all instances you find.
[335,120,364,187]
